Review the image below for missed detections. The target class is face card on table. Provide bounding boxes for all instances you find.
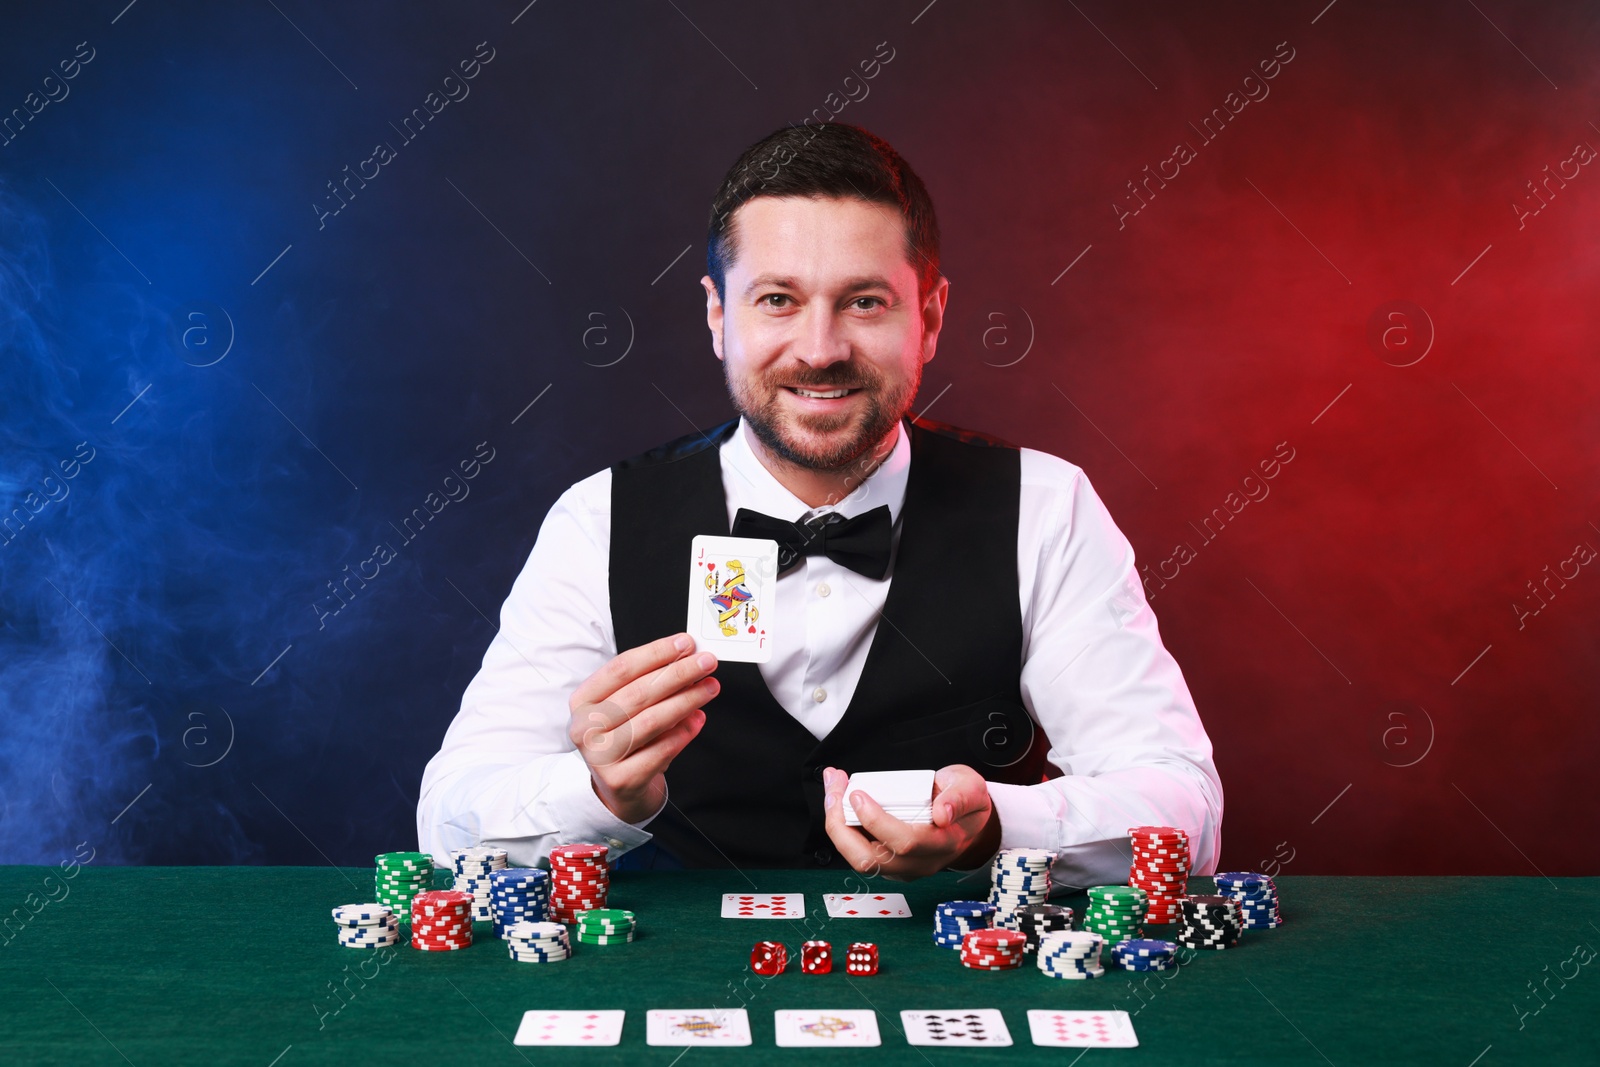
[774,1009,882,1047]
[900,1009,1012,1046]
[646,1008,752,1046]
[512,1010,626,1046]
[686,534,779,663]
[1026,1009,1139,1048]
[721,893,804,918]
[823,893,912,918]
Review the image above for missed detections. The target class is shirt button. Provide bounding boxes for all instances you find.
[607,838,624,849]
[812,687,827,703]
[816,582,831,597]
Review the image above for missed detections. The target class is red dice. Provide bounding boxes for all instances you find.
[800,940,832,974]
[750,941,788,976]
[845,941,879,976]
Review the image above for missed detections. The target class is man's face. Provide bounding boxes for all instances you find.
[703,195,947,473]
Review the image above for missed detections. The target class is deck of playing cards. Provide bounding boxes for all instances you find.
[842,769,935,827]
[687,534,780,663]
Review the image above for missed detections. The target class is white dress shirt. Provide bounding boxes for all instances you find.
[418,416,1223,889]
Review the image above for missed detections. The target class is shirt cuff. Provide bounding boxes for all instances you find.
[546,750,664,856]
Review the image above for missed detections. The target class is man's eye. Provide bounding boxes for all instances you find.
[761,294,790,307]
[851,297,884,310]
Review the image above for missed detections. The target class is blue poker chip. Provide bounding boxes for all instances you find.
[937,901,996,916]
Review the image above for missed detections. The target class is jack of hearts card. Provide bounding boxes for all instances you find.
[686,534,779,663]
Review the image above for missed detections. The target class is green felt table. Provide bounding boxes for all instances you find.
[1,867,1594,1065]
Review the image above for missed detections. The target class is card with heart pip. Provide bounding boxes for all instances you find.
[687,535,779,663]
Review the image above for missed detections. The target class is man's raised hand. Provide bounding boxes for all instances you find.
[567,632,718,823]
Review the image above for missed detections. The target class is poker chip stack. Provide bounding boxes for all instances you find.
[1110,938,1179,972]
[450,847,509,922]
[374,852,436,923]
[845,942,879,976]
[959,928,1027,970]
[410,889,474,951]
[576,908,636,945]
[1177,894,1243,949]
[1082,885,1147,946]
[1214,871,1283,929]
[505,920,571,963]
[1017,903,1074,954]
[332,904,399,949]
[490,868,551,937]
[1128,825,1191,924]
[988,848,1055,929]
[800,940,833,974]
[750,941,789,976]
[548,843,610,924]
[933,900,996,949]
[1036,930,1106,979]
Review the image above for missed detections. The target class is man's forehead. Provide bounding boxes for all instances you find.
[728,195,915,291]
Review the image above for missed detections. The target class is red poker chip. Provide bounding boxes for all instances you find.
[551,843,609,858]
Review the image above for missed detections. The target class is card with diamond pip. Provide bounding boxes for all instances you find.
[685,534,780,663]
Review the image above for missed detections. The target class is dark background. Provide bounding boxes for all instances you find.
[1,0,1594,876]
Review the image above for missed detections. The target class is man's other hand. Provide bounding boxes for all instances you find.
[821,764,1002,880]
[568,632,718,824]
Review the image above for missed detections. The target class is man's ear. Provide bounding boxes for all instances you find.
[919,274,950,364]
[702,275,725,361]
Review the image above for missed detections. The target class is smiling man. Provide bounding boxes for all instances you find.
[418,123,1222,886]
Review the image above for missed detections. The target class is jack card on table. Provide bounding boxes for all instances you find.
[646,1008,752,1046]
[774,1009,882,1047]
[687,534,779,663]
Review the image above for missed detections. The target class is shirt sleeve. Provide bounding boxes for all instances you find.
[986,450,1224,890]
[415,469,667,868]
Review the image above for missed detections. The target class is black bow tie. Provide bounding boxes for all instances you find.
[730,505,893,580]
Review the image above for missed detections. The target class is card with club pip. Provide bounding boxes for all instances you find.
[512,1010,625,1046]
[901,1009,1013,1046]
[774,1009,882,1047]
[823,893,912,918]
[687,534,779,663]
[646,1008,752,1046]
[721,893,804,918]
[1026,1009,1139,1048]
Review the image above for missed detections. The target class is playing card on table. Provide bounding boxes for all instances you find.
[823,893,912,918]
[901,1009,1012,1047]
[687,534,779,663]
[1026,1009,1139,1048]
[774,1009,881,1047]
[513,1010,625,1046]
[842,769,935,827]
[721,892,804,919]
[646,1008,752,1046]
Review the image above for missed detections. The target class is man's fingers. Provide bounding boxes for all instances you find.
[932,766,988,826]
[570,632,696,709]
[612,648,718,714]
[594,709,707,793]
[848,789,917,857]
[579,677,718,767]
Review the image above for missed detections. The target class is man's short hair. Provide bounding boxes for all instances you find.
[705,123,942,307]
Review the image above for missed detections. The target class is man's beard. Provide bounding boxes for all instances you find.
[724,342,920,472]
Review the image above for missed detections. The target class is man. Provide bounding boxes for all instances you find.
[418,123,1222,886]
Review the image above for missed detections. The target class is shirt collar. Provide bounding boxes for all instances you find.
[721,414,911,528]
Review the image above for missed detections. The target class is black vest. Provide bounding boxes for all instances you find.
[608,414,1048,869]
